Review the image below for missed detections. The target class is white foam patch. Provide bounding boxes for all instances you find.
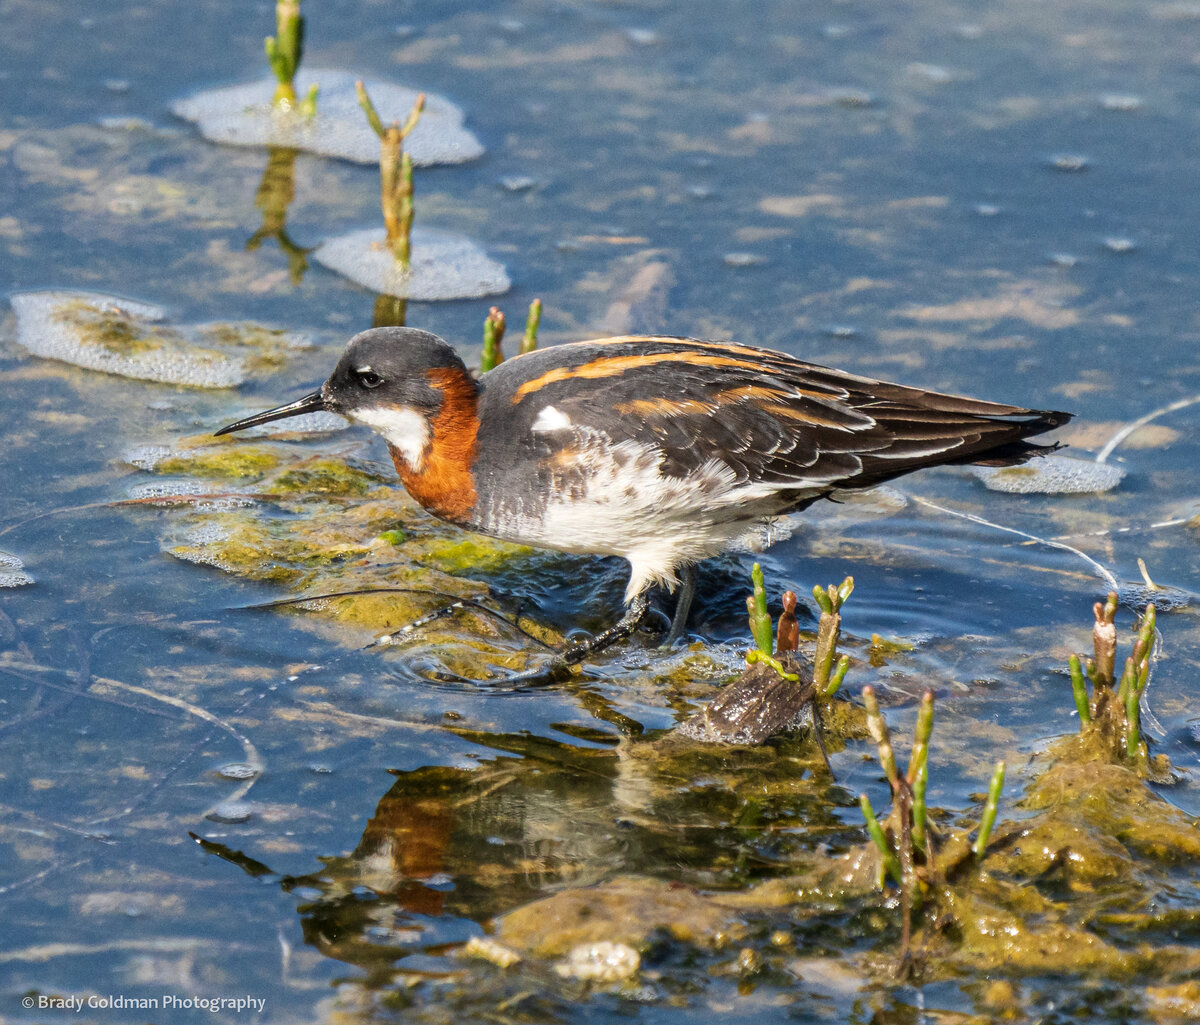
[126,479,213,499]
[123,445,173,471]
[0,551,33,588]
[170,70,484,165]
[972,455,1126,494]
[126,480,256,511]
[169,523,240,573]
[224,410,348,436]
[11,291,246,388]
[313,227,510,300]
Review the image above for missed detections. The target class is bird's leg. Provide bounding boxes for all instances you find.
[555,592,650,667]
[662,564,697,647]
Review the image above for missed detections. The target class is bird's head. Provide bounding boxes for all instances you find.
[214,327,475,471]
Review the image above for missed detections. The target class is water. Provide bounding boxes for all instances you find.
[3,1,1200,1022]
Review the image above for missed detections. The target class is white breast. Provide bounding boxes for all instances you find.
[486,434,799,603]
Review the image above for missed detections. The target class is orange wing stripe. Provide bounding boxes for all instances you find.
[613,397,716,417]
[512,351,769,403]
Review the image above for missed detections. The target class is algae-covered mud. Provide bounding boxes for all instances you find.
[4,1,1200,1024]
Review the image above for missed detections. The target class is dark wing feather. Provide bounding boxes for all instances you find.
[489,336,1071,504]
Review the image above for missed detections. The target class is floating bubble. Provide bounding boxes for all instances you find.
[206,801,253,824]
[0,551,34,588]
[216,762,261,780]
[828,87,874,107]
[723,252,766,267]
[627,27,661,45]
[909,63,953,83]
[824,324,858,338]
[1048,153,1089,172]
[313,227,510,300]
[1101,94,1142,112]
[972,455,1125,494]
[171,70,484,166]
[499,174,537,192]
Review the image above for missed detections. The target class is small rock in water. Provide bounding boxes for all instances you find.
[312,227,510,301]
[678,658,815,745]
[972,455,1125,494]
[171,70,484,165]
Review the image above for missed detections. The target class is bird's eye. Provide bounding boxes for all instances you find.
[356,369,384,389]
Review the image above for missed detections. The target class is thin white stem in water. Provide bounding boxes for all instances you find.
[1041,515,1192,543]
[1095,393,1200,464]
[910,495,1120,593]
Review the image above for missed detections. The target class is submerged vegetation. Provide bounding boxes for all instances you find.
[161,468,1197,994]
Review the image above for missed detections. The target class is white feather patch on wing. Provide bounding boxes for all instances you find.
[531,405,573,433]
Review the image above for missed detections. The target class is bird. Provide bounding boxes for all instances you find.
[215,327,1071,667]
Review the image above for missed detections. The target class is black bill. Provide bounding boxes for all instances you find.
[214,390,327,436]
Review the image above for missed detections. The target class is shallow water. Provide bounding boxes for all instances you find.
[3,1,1200,1023]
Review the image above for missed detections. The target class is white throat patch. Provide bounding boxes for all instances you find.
[350,405,430,469]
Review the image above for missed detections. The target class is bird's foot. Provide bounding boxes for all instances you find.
[555,592,650,668]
